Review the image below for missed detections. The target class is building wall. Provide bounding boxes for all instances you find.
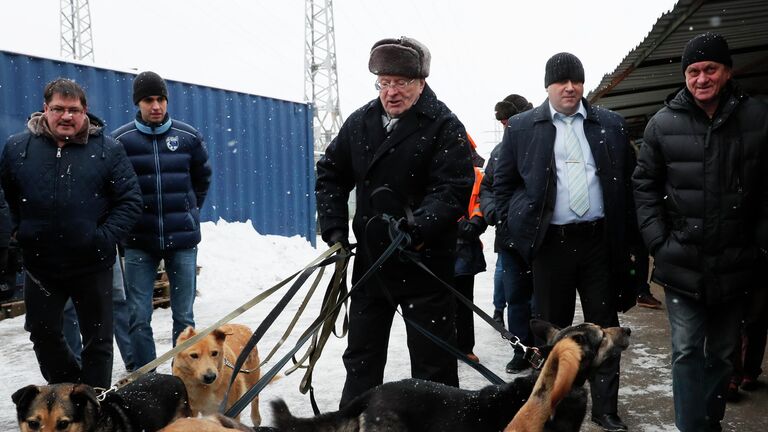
[0,50,316,244]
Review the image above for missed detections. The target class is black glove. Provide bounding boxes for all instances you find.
[325,229,349,250]
[0,247,7,275]
[390,217,423,250]
[457,218,482,241]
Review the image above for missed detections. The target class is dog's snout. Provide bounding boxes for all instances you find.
[202,371,217,384]
[622,327,631,336]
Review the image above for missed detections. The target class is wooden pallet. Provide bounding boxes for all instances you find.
[0,300,26,321]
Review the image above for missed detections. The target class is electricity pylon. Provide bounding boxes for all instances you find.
[305,0,343,153]
[60,0,95,61]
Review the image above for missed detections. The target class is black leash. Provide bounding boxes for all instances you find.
[224,231,407,418]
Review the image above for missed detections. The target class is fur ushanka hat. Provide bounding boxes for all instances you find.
[368,36,431,78]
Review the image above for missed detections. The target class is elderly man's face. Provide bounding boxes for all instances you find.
[685,61,731,108]
[44,94,88,142]
[377,75,425,117]
[546,79,584,116]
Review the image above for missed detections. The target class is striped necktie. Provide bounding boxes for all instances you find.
[560,115,589,217]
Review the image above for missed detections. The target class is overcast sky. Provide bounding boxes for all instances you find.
[1,0,680,155]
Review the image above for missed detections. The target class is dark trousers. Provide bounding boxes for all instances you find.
[24,268,114,388]
[339,285,458,408]
[454,274,475,354]
[531,221,621,416]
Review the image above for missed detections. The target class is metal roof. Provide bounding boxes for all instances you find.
[587,0,768,139]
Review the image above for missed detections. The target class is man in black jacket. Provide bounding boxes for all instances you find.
[315,36,473,408]
[0,78,142,388]
[633,33,768,432]
[479,94,534,374]
[112,71,212,369]
[494,53,639,432]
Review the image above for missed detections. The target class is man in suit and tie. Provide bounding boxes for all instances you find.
[493,52,641,431]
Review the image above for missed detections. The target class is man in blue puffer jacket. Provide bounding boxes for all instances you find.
[112,71,212,369]
[0,78,142,388]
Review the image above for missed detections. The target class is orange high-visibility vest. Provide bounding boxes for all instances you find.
[468,166,483,219]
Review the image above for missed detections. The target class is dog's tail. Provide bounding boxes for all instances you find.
[504,338,582,432]
[271,399,361,432]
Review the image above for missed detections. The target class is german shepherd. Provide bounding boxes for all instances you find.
[271,319,631,432]
[12,373,190,432]
[173,324,263,426]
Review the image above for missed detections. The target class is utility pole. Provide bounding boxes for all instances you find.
[305,0,343,154]
[60,0,95,61]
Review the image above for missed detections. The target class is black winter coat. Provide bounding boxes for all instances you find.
[633,83,768,304]
[479,143,513,253]
[316,84,474,291]
[112,113,212,252]
[494,99,640,310]
[0,113,142,280]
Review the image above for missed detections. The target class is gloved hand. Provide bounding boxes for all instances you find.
[392,217,423,250]
[325,229,349,250]
[457,218,482,241]
[0,247,7,275]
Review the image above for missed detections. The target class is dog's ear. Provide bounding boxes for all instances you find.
[71,384,100,412]
[530,319,561,344]
[177,326,197,343]
[212,328,229,343]
[11,385,41,415]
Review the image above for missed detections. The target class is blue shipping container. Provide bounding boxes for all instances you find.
[0,50,316,244]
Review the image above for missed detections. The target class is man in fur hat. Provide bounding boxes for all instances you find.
[315,36,474,407]
[493,53,641,431]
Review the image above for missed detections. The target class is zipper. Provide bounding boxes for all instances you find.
[152,132,165,250]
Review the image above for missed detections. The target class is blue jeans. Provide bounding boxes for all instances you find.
[665,288,742,432]
[493,249,533,345]
[63,260,134,371]
[125,247,197,368]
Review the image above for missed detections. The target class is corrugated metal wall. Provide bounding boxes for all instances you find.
[0,50,316,244]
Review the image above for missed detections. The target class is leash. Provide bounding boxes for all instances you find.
[99,243,342,400]
[217,251,346,413]
[224,232,406,418]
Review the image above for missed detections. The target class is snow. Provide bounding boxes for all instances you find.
[1,219,673,430]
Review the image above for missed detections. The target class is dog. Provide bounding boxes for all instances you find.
[271,319,631,432]
[12,373,190,432]
[173,323,262,426]
[159,414,280,432]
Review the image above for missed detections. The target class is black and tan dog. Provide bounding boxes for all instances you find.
[271,319,631,432]
[12,373,191,432]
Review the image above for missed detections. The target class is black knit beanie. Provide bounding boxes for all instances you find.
[133,71,168,105]
[369,36,431,78]
[681,32,732,73]
[495,94,533,121]
[544,52,585,88]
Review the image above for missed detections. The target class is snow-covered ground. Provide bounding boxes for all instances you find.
[0,220,719,431]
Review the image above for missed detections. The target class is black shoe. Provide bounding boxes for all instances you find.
[492,309,504,327]
[591,413,628,432]
[505,354,530,373]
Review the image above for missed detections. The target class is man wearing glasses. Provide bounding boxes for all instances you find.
[0,78,142,388]
[315,36,474,407]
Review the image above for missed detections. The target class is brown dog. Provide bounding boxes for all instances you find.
[12,373,190,432]
[173,324,262,426]
[159,414,279,432]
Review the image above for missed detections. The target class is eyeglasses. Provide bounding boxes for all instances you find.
[375,79,415,91]
[48,106,84,117]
